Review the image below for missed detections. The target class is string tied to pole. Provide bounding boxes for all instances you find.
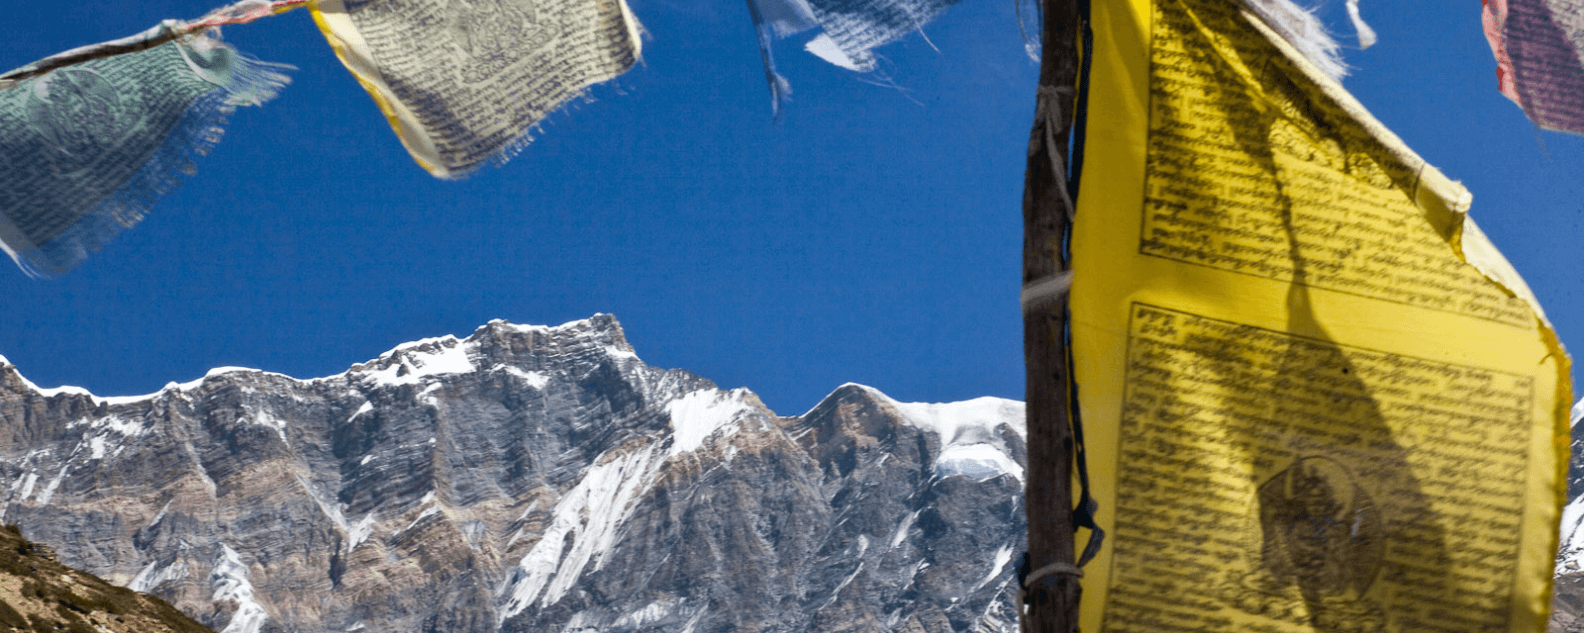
[0,0,308,89]
[1016,556,1084,633]
[1030,84,1077,222]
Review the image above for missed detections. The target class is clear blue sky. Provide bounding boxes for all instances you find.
[0,0,1579,415]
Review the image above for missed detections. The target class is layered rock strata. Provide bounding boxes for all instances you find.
[0,315,1026,633]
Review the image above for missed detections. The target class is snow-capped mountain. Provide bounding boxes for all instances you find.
[1551,400,1584,631]
[0,315,1025,633]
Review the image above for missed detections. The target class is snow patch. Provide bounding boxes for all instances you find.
[974,545,1015,592]
[560,611,598,633]
[11,361,295,407]
[211,544,267,633]
[347,513,377,551]
[389,491,440,536]
[680,610,705,633]
[347,402,374,423]
[14,373,154,407]
[554,317,597,330]
[130,558,189,592]
[11,317,610,407]
[359,336,476,387]
[614,600,676,629]
[1559,495,1584,573]
[397,504,442,536]
[29,384,95,399]
[823,560,865,610]
[37,464,69,504]
[666,389,751,456]
[890,510,920,549]
[89,415,147,437]
[504,500,542,549]
[240,409,288,444]
[818,535,870,611]
[500,447,661,618]
[148,499,173,528]
[937,443,1024,482]
[419,384,444,407]
[502,366,550,389]
[185,442,217,491]
[16,473,38,501]
[877,390,1025,441]
[291,474,377,552]
[850,386,1026,482]
[487,318,550,333]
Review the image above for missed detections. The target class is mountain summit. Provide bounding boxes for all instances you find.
[0,315,1025,633]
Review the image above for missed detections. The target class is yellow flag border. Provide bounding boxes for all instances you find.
[305,0,646,180]
[308,0,447,177]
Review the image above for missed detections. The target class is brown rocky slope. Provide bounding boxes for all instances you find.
[0,524,211,633]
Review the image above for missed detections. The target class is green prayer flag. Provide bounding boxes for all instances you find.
[0,23,289,278]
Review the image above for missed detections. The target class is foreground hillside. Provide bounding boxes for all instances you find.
[0,315,1025,633]
[0,524,212,633]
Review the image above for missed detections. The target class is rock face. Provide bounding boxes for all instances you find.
[0,315,1026,633]
[0,524,213,633]
[1551,402,1584,632]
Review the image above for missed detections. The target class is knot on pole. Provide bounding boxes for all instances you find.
[1031,85,1077,221]
[1017,554,1084,633]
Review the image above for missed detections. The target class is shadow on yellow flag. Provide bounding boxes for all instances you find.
[1069,0,1573,631]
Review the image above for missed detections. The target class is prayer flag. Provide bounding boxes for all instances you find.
[1069,0,1571,631]
[797,0,961,72]
[0,23,290,278]
[1482,0,1584,133]
[308,0,644,178]
[745,0,962,112]
[1237,0,1349,80]
[746,0,818,115]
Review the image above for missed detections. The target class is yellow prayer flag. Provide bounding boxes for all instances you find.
[1068,0,1572,631]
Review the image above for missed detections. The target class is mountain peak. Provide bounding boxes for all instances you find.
[3,315,642,405]
[0,317,1026,633]
[787,383,1026,485]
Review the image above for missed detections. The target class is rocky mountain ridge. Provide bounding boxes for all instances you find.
[0,315,1026,633]
[1548,401,1584,631]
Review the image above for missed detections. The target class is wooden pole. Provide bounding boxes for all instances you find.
[1021,0,1081,631]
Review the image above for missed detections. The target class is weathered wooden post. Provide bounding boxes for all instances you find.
[1021,0,1082,631]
